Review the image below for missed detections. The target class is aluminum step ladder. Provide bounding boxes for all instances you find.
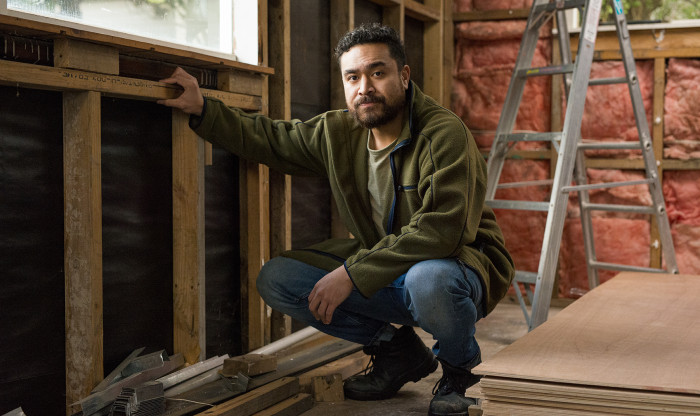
[485,0,678,330]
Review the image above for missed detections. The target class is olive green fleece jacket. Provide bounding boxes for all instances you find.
[191,82,514,315]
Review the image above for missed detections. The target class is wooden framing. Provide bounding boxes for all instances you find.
[63,89,104,416]
[0,6,273,413]
[172,109,206,365]
[267,0,293,342]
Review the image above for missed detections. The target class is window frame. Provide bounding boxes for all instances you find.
[0,0,259,65]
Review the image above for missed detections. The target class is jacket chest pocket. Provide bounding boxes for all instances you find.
[395,184,421,224]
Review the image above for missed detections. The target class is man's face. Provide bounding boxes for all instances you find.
[339,43,409,129]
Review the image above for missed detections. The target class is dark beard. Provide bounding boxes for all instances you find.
[351,95,404,129]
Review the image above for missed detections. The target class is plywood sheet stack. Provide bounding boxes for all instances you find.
[473,272,700,415]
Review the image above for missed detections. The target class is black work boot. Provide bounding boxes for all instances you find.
[428,360,482,416]
[344,325,438,401]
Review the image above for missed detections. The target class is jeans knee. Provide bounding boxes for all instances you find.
[404,260,453,300]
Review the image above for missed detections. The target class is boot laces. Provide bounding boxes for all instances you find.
[361,345,380,375]
[432,370,468,396]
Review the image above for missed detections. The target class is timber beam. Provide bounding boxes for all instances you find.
[0,59,262,111]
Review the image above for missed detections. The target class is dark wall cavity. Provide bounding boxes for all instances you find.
[100,97,175,373]
[0,86,65,415]
[290,0,333,250]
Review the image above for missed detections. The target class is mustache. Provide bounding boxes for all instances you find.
[354,96,385,107]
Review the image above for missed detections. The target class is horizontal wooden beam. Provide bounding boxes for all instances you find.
[571,27,700,59]
[405,0,440,22]
[591,48,700,60]
[453,9,530,22]
[0,60,262,110]
[662,159,700,170]
[366,0,401,7]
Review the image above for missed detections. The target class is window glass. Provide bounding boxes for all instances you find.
[6,0,258,64]
[599,0,699,23]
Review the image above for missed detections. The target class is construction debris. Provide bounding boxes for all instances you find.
[79,353,184,416]
[110,381,165,416]
[221,354,277,377]
[71,332,364,416]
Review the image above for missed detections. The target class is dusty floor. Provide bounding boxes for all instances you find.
[299,297,566,416]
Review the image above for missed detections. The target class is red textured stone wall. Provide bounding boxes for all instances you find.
[451,4,700,298]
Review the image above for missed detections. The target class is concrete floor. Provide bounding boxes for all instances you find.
[300,297,565,416]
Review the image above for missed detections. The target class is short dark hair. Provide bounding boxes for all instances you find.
[334,23,406,68]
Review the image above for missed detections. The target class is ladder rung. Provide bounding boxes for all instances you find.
[514,270,538,285]
[589,77,628,86]
[577,141,642,150]
[533,0,586,14]
[582,202,656,215]
[589,261,668,274]
[561,179,652,193]
[486,200,550,211]
[519,64,574,78]
[500,132,561,143]
[497,179,553,189]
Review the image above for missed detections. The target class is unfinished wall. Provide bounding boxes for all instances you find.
[452,1,700,298]
[0,90,243,416]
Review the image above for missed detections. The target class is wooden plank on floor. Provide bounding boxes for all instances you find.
[222,354,278,377]
[252,393,314,416]
[474,272,700,395]
[309,374,344,402]
[249,339,362,390]
[298,350,369,390]
[194,377,300,416]
[64,89,104,415]
[172,109,206,365]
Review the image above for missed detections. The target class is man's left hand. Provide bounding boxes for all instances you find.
[308,265,354,324]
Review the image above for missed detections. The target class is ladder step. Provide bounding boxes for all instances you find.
[577,141,643,150]
[582,202,656,215]
[533,0,586,14]
[561,178,652,193]
[497,179,553,190]
[515,270,538,285]
[500,132,561,143]
[589,261,668,274]
[589,76,628,86]
[486,200,550,211]
[518,64,574,78]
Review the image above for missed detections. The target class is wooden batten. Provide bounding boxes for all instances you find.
[422,0,444,104]
[383,3,405,40]
[63,89,104,415]
[0,60,262,111]
[239,160,269,351]
[571,26,700,59]
[268,0,293,342]
[172,109,207,365]
[404,0,441,22]
[218,69,265,97]
[54,38,119,75]
[330,0,354,111]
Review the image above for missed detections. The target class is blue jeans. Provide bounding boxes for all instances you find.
[256,256,484,369]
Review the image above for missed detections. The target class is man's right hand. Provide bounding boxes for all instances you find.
[157,67,205,116]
